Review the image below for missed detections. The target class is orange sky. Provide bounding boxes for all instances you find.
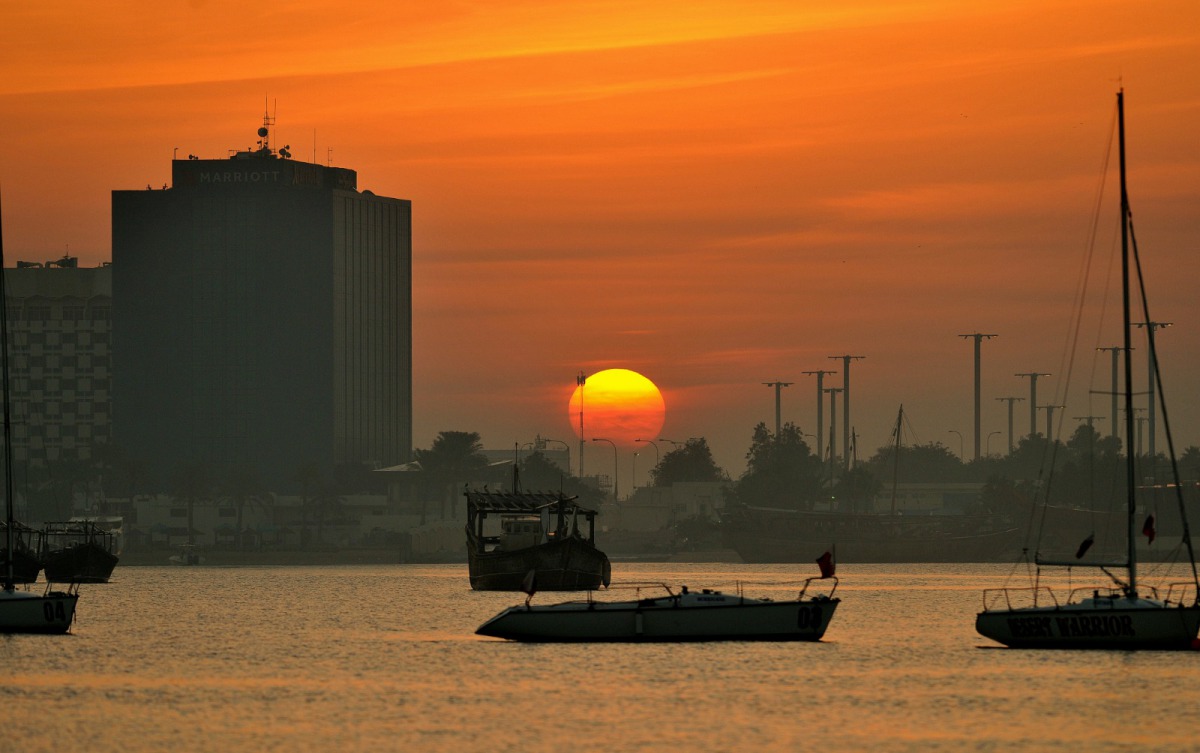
[3,1,1200,494]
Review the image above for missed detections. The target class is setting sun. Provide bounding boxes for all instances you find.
[568,369,666,446]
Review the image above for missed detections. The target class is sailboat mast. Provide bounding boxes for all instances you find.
[890,405,902,516]
[1118,89,1138,596]
[0,190,14,592]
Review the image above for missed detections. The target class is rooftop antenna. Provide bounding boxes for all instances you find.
[256,97,275,156]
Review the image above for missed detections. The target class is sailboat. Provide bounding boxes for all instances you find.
[0,192,79,633]
[975,90,1200,649]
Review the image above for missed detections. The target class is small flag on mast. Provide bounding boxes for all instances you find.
[1075,534,1095,559]
[1143,514,1156,545]
[816,549,835,579]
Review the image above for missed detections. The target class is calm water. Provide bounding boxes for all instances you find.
[4,562,1199,753]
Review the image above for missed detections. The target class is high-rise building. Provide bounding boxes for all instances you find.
[112,127,411,492]
[4,258,112,465]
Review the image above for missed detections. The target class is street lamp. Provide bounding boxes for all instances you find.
[592,438,618,502]
[542,437,572,476]
[635,439,660,466]
[986,431,1001,457]
[659,438,683,449]
[632,452,639,490]
[949,430,964,460]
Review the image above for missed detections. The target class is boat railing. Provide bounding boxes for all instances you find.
[981,586,1060,611]
[728,577,839,601]
[1064,585,1137,605]
[1162,582,1199,607]
[795,576,839,601]
[576,581,675,603]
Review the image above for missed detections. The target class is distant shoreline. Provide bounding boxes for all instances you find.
[116,549,458,567]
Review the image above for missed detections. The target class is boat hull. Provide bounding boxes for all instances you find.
[976,603,1200,650]
[0,547,42,583]
[0,589,78,634]
[42,543,119,583]
[467,533,611,591]
[477,594,839,642]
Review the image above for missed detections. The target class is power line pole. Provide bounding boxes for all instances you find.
[995,396,1025,454]
[1095,346,1128,440]
[1134,321,1171,460]
[823,387,843,483]
[1015,372,1050,438]
[960,333,997,461]
[829,355,865,471]
[762,381,793,438]
[577,372,587,476]
[802,370,836,460]
[1038,404,1064,439]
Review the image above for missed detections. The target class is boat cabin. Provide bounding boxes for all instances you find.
[465,490,599,555]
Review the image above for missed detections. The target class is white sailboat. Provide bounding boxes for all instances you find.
[477,577,840,643]
[0,192,79,634]
[975,90,1200,650]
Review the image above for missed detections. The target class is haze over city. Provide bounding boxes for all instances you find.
[3,1,1200,492]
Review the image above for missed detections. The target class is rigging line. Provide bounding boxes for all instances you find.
[1087,105,1121,379]
[1128,212,1200,592]
[1036,101,1120,552]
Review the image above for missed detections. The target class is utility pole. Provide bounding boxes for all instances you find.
[1038,404,1064,439]
[577,372,587,477]
[829,355,865,471]
[802,370,836,460]
[1134,321,1171,460]
[995,397,1025,454]
[762,381,793,438]
[1015,372,1050,438]
[959,333,997,461]
[1095,346,1128,441]
[1122,406,1146,456]
[823,387,843,484]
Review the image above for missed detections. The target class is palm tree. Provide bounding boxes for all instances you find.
[222,464,268,551]
[414,431,488,521]
[170,461,212,546]
[294,461,324,547]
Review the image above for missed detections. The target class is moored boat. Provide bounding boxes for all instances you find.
[975,90,1200,650]
[39,521,120,583]
[477,578,840,643]
[0,521,42,583]
[465,487,610,591]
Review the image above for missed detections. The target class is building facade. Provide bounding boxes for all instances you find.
[112,141,411,492]
[3,259,112,465]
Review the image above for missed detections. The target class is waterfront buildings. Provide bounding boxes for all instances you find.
[112,128,412,492]
[3,258,111,466]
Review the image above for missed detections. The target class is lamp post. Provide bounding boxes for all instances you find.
[592,438,618,502]
[949,430,964,460]
[635,439,660,466]
[987,431,1001,457]
[659,438,683,449]
[542,437,572,476]
[632,452,639,490]
[635,439,659,486]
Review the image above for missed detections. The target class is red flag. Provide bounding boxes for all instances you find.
[816,550,835,579]
[1075,534,1095,559]
[1143,515,1156,545]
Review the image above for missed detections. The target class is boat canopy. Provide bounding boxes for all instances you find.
[465,490,597,517]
